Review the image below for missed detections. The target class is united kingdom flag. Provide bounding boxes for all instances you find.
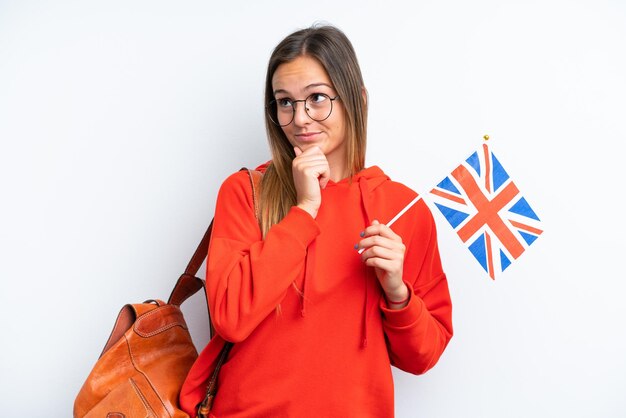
[429,142,543,279]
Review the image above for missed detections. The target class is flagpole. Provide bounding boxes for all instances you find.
[358,195,422,254]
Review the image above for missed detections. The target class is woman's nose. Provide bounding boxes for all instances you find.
[292,101,311,126]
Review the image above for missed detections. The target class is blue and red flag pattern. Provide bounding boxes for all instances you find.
[429,143,543,279]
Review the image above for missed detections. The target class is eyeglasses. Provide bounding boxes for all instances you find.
[267,93,340,127]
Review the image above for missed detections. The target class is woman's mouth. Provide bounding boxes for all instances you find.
[295,132,320,141]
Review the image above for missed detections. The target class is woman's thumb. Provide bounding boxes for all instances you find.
[294,146,302,156]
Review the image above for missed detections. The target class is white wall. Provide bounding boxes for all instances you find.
[1,1,625,416]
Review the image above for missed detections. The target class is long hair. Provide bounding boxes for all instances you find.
[260,24,368,236]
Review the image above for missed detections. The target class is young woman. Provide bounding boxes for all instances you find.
[180,24,453,417]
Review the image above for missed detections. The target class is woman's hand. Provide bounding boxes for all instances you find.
[358,220,409,308]
[292,146,330,218]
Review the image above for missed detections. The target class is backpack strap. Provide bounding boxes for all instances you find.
[168,167,261,308]
[167,223,212,307]
[245,167,263,223]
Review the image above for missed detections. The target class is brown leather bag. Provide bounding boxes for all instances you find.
[73,221,214,418]
[74,169,259,417]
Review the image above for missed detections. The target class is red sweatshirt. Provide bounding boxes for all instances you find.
[180,164,453,417]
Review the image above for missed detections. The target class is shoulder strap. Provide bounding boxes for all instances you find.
[167,223,213,306]
[246,167,263,223]
[168,167,261,308]
[167,220,212,306]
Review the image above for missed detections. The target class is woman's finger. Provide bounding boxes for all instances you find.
[358,235,404,253]
[361,220,402,242]
[293,146,330,189]
[360,245,400,263]
[364,257,398,271]
[292,146,331,218]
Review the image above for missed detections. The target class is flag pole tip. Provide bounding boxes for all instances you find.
[483,134,490,141]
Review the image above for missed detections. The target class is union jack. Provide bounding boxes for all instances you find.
[429,143,543,279]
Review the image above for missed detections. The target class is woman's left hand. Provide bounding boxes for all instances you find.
[358,220,409,307]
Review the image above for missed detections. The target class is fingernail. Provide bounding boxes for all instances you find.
[354,243,359,250]
[359,231,365,237]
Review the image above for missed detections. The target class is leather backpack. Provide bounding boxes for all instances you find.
[73,221,213,417]
[74,168,259,417]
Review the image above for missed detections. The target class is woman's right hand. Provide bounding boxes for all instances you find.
[292,146,330,218]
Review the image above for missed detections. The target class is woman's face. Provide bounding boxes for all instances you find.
[271,55,347,172]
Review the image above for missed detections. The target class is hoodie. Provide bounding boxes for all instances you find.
[180,164,453,418]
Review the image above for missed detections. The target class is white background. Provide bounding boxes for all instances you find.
[1,1,625,417]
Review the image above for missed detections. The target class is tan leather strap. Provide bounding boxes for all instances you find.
[246,168,262,222]
[168,168,261,308]
[196,342,233,417]
[167,221,213,307]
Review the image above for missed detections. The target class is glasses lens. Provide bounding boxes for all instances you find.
[305,93,333,122]
[268,100,294,127]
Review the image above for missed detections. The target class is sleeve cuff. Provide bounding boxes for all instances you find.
[274,206,321,249]
[380,282,425,329]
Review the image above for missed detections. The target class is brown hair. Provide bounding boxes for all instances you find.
[260,24,368,236]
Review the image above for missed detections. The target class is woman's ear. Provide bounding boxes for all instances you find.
[361,86,368,107]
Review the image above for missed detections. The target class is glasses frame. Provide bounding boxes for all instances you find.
[267,93,340,127]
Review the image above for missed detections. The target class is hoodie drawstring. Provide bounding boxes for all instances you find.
[358,177,373,348]
[300,240,315,316]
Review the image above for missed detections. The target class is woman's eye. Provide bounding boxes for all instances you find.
[276,98,292,107]
[309,93,328,104]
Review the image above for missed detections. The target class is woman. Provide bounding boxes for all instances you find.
[180,24,453,417]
